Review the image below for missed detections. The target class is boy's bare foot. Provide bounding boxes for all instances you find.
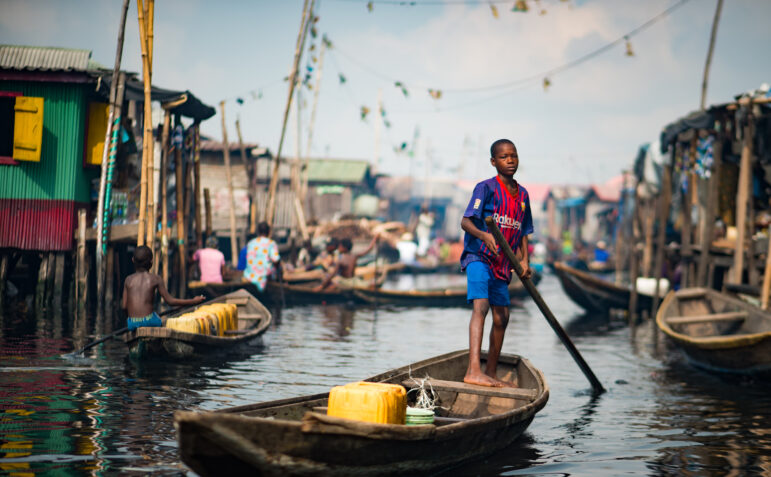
[485,373,518,388]
[464,372,504,387]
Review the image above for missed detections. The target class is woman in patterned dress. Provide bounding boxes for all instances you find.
[243,222,281,292]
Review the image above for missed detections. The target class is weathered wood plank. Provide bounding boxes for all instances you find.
[402,379,537,401]
[667,311,747,325]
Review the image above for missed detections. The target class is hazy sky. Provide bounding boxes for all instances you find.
[2,0,770,185]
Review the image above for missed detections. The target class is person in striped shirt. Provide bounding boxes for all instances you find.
[460,139,533,387]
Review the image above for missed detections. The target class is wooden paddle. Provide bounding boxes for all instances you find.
[69,306,182,356]
[485,217,605,394]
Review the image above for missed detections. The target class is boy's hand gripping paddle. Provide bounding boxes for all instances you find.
[485,216,605,395]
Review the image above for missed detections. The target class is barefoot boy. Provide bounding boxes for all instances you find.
[122,246,205,330]
[460,139,533,387]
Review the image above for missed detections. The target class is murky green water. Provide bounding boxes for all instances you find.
[0,274,769,476]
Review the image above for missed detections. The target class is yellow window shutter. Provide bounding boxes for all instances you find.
[13,96,44,162]
[85,102,109,166]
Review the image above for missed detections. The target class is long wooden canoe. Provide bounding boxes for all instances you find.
[123,289,271,360]
[655,287,771,375]
[175,349,548,476]
[353,272,542,307]
[553,261,653,313]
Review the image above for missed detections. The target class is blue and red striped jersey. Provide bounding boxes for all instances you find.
[460,176,533,283]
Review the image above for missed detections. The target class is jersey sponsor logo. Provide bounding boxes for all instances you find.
[473,198,481,209]
[492,212,521,230]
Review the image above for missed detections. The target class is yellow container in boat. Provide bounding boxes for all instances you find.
[327,382,407,425]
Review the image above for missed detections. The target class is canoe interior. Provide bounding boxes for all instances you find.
[220,350,543,422]
[656,288,771,374]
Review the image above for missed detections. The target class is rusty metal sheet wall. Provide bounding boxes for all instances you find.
[0,198,83,251]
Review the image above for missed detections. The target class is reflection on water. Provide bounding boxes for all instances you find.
[0,273,769,476]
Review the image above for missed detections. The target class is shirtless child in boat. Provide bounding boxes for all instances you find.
[460,139,533,387]
[122,246,205,330]
[313,235,378,291]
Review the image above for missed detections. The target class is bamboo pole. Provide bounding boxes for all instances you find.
[76,209,87,319]
[194,124,203,249]
[700,0,724,111]
[265,0,314,227]
[160,110,171,286]
[204,188,212,237]
[732,115,753,284]
[175,121,186,297]
[219,101,239,264]
[235,118,252,233]
[96,0,129,323]
[680,141,695,288]
[136,0,154,247]
[302,37,327,207]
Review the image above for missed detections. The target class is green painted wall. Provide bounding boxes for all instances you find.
[0,80,97,203]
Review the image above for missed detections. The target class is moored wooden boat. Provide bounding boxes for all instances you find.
[123,289,271,359]
[553,261,652,313]
[656,287,771,375]
[264,281,369,305]
[175,349,548,476]
[353,272,541,307]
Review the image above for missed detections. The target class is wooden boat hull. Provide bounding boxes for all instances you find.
[123,289,271,360]
[553,261,652,313]
[352,273,541,307]
[656,288,771,375]
[175,349,548,476]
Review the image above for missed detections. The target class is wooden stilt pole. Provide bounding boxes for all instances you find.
[219,101,239,264]
[96,0,129,324]
[204,188,212,238]
[35,253,49,314]
[302,36,327,208]
[53,252,64,316]
[700,0,724,111]
[697,127,722,286]
[732,114,753,284]
[651,149,673,317]
[194,124,203,249]
[642,197,654,277]
[136,0,155,247]
[762,212,771,309]
[175,121,187,298]
[0,253,7,311]
[77,209,87,319]
[680,141,695,288]
[265,0,314,227]
[105,247,114,321]
[159,109,171,281]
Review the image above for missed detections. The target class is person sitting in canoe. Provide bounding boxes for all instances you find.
[309,238,339,272]
[122,246,205,331]
[313,235,378,291]
[460,138,533,388]
[243,222,281,292]
[192,235,226,283]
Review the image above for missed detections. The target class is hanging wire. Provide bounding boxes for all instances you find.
[327,0,692,94]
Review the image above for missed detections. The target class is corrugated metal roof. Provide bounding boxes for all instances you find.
[0,198,80,251]
[0,45,92,72]
[200,139,260,152]
[307,158,370,183]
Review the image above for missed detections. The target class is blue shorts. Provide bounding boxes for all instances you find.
[466,261,510,307]
[127,311,163,331]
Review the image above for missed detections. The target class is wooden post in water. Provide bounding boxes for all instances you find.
[35,253,49,314]
[680,141,695,288]
[0,253,7,311]
[628,243,640,325]
[136,0,154,247]
[762,213,771,309]
[193,124,203,249]
[265,0,314,227]
[105,247,114,321]
[219,101,239,264]
[159,110,171,283]
[175,121,187,297]
[651,149,674,317]
[204,188,212,237]
[732,113,753,284]
[53,253,65,317]
[96,0,130,323]
[76,209,88,318]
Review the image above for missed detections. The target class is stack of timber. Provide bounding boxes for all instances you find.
[353,272,542,307]
[123,289,271,359]
[175,349,548,476]
[553,261,653,313]
[656,288,771,375]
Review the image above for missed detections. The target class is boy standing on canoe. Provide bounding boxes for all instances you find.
[460,139,533,387]
[122,246,205,330]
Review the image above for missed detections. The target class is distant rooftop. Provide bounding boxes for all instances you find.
[0,45,99,72]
